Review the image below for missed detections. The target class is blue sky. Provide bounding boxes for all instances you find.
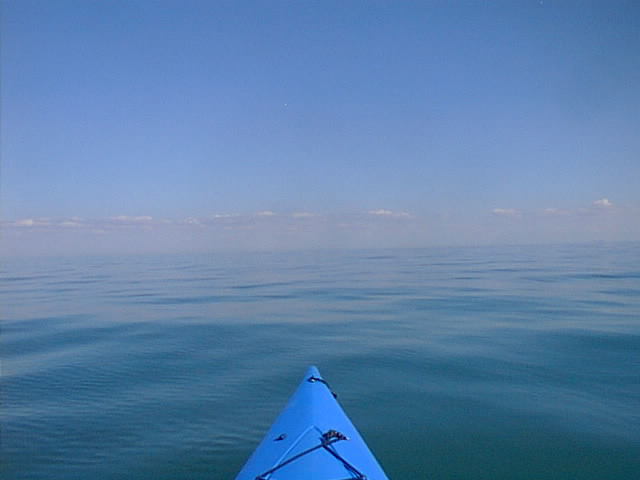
[2,0,639,254]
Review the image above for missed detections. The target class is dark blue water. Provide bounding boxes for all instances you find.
[2,243,640,479]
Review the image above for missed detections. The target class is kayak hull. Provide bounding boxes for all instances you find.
[235,366,389,480]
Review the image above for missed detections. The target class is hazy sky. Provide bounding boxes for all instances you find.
[2,0,639,255]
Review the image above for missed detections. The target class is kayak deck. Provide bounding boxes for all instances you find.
[235,366,389,480]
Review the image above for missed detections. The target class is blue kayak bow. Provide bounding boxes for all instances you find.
[235,366,389,480]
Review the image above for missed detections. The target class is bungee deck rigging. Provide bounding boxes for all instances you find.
[255,430,366,480]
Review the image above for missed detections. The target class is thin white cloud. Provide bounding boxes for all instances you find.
[492,208,521,218]
[60,219,84,228]
[11,218,52,227]
[368,209,412,218]
[543,208,570,216]
[369,209,394,216]
[255,210,276,217]
[542,199,619,217]
[14,219,35,227]
[199,214,239,225]
[110,215,154,224]
[593,198,613,208]
[292,212,316,219]
[177,217,202,226]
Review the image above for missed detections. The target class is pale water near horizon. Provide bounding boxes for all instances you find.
[2,243,640,479]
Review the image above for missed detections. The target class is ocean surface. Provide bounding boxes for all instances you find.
[2,243,640,480]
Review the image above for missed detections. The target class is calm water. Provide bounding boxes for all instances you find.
[2,243,640,480]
